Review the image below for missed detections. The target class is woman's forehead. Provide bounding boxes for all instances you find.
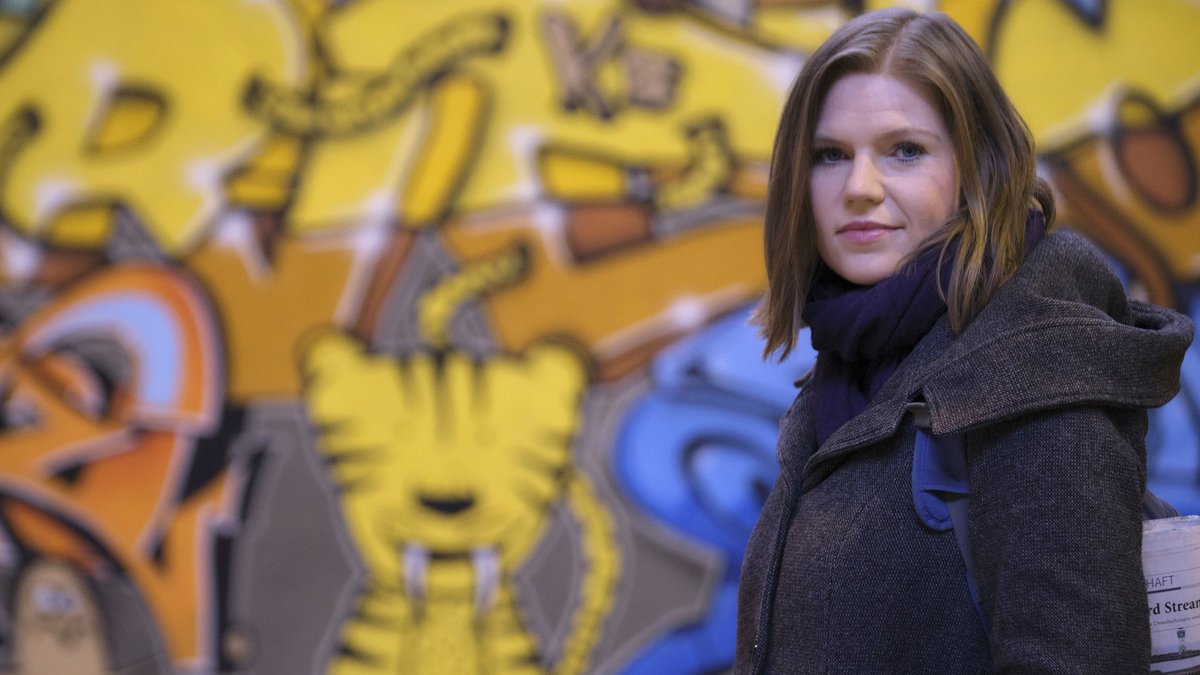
[814,74,949,137]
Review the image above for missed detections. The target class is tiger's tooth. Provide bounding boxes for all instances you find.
[404,542,429,603]
[472,547,499,613]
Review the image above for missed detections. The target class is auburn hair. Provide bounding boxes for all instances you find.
[755,8,1054,359]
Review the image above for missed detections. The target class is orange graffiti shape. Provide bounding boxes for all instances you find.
[0,264,230,667]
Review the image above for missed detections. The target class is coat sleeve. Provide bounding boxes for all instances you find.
[966,405,1150,673]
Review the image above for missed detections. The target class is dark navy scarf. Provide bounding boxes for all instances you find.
[803,211,1046,446]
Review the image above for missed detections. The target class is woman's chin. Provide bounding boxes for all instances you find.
[832,257,902,286]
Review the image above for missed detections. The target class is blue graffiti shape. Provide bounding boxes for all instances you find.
[613,304,815,675]
[1143,284,1200,515]
[1097,248,1200,515]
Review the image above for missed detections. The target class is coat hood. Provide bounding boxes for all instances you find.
[922,230,1193,434]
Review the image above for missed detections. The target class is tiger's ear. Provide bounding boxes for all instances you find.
[300,330,365,378]
[522,341,590,405]
[298,329,374,408]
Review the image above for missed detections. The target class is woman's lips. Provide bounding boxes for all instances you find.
[837,221,899,244]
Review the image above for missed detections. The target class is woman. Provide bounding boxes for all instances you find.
[736,8,1192,673]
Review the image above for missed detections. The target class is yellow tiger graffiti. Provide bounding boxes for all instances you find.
[301,330,617,674]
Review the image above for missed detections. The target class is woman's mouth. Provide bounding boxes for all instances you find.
[837,221,900,244]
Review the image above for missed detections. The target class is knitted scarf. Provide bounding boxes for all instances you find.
[803,212,1046,446]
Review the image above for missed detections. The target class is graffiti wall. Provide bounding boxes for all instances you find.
[0,0,1197,672]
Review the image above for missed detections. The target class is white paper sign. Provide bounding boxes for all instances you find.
[1144,516,1200,674]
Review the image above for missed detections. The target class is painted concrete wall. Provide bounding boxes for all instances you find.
[0,1,1197,672]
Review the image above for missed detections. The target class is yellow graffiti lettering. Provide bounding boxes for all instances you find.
[538,145,632,202]
[42,202,118,249]
[246,13,508,138]
[654,118,735,210]
[418,244,529,351]
[542,11,625,119]
[989,0,1200,143]
[83,86,167,155]
[222,134,305,211]
[0,0,300,253]
[399,73,491,228]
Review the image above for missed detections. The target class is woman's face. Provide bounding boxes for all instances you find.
[809,73,960,286]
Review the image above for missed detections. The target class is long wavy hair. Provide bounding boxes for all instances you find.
[755,8,1055,359]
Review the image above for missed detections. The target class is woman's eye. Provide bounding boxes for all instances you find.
[814,147,846,164]
[894,142,925,161]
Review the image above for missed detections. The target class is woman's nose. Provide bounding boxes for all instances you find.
[845,155,884,204]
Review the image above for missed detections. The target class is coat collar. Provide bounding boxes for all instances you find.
[797,315,953,491]
[792,231,1193,493]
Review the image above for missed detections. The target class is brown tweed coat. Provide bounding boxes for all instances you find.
[736,231,1193,674]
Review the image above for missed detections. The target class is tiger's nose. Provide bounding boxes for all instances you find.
[419,494,476,515]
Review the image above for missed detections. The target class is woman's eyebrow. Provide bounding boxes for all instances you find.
[812,126,945,144]
[879,126,943,141]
